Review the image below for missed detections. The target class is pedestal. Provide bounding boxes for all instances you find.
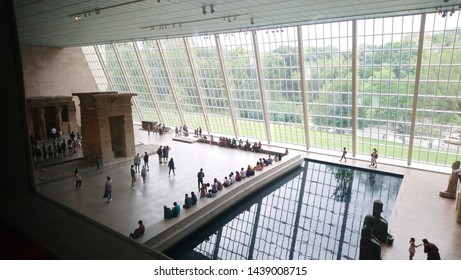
[456,192,461,225]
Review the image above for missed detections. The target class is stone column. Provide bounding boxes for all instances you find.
[54,106,63,130]
[37,107,46,140]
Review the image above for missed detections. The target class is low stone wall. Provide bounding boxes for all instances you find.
[142,153,303,252]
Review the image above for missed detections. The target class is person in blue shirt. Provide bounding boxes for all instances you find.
[172,202,180,217]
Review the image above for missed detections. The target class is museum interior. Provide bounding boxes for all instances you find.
[1,0,461,260]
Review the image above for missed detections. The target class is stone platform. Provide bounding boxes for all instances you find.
[172,136,198,144]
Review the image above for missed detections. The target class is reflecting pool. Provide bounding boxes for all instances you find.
[165,159,403,260]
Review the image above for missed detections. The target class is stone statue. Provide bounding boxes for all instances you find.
[359,214,381,260]
[439,160,461,199]
[372,200,393,245]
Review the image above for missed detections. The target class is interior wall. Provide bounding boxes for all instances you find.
[20,45,99,126]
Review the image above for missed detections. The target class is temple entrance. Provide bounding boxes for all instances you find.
[109,116,126,158]
[72,92,136,163]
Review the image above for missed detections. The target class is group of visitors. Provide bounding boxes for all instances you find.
[147,123,167,135]
[31,131,82,162]
[175,124,190,137]
[216,137,263,152]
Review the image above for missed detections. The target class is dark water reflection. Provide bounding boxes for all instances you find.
[165,159,402,260]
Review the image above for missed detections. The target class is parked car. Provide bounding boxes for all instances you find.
[444,134,461,145]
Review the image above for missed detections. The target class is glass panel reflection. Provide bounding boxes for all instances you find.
[165,159,402,260]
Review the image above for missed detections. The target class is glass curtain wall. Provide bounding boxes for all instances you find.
[81,46,111,92]
[415,13,461,165]
[160,38,200,129]
[257,27,305,145]
[303,21,353,151]
[137,40,180,125]
[83,11,461,167]
[189,36,233,135]
[220,32,266,141]
[116,42,159,121]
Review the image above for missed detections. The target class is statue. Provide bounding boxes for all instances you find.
[372,200,393,245]
[359,214,381,260]
[439,160,461,199]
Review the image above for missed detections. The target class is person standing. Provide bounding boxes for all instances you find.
[168,158,175,176]
[197,168,205,192]
[409,237,421,260]
[340,147,347,162]
[147,124,151,135]
[104,176,113,203]
[134,153,141,173]
[143,152,149,171]
[422,238,441,260]
[130,165,136,187]
[74,168,82,189]
[141,165,147,184]
[95,156,103,174]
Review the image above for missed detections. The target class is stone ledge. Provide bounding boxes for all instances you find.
[142,153,303,252]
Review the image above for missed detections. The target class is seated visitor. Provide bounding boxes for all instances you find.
[258,141,262,151]
[260,158,267,167]
[238,139,243,149]
[235,170,241,181]
[231,138,237,148]
[206,190,216,198]
[274,154,280,162]
[183,193,192,209]
[190,191,198,205]
[255,162,263,171]
[245,140,251,151]
[217,178,223,190]
[129,220,145,239]
[246,165,255,177]
[252,142,258,152]
[263,158,270,166]
[172,202,181,217]
[164,205,173,219]
[211,178,219,193]
[200,183,210,198]
[267,155,273,165]
[229,172,235,184]
[240,168,247,179]
[223,176,231,187]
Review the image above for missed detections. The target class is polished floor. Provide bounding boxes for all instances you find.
[36,125,461,260]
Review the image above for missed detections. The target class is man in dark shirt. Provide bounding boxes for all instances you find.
[197,168,205,193]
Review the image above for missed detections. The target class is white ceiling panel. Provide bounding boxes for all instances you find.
[13,0,461,47]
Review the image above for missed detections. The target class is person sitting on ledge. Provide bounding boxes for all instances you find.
[267,155,273,165]
[183,193,192,209]
[229,172,235,184]
[211,178,219,193]
[190,191,197,205]
[129,220,145,239]
[235,170,241,181]
[172,202,180,217]
[164,205,173,219]
[240,168,247,179]
[223,176,231,187]
[206,189,216,198]
[200,183,210,198]
[246,165,255,177]
[255,162,263,171]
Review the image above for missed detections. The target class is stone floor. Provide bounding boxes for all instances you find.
[35,124,461,260]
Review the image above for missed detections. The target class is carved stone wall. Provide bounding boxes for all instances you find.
[72,92,136,163]
[26,96,78,141]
